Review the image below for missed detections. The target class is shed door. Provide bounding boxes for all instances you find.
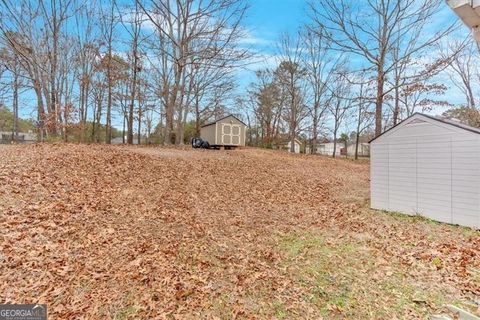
[221,123,231,144]
[221,123,241,145]
[231,125,241,145]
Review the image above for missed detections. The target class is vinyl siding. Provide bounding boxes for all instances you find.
[370,115,480,229]
[200,125,216,144]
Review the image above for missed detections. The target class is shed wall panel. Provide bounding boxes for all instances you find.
[370,143,389,210]
[200,125,216,144]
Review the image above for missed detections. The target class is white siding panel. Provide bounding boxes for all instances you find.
[451,139,480,228]
[388,142,416,214]
[370,143,389,210]
[416,139,452,223]
[390,122,453,138]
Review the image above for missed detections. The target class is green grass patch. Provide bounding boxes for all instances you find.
[114,305,140,320]
[276,230,450,319]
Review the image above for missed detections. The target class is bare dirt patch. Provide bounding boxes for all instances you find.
[0,144,478,319]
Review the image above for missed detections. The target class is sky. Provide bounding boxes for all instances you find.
[239,0,466,99]
[236,0,309,84]
[231,0,471,135]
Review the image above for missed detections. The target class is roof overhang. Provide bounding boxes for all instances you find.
[369,112,480,144]
[448,0,480,40]
[200,114,247,128]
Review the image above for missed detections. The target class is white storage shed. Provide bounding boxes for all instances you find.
[370,113,480,229]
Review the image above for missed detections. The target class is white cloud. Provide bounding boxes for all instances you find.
[238,29,273,46]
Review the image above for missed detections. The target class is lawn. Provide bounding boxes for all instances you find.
[0,144,479,319]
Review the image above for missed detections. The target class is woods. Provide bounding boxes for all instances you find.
[0,0,477,147]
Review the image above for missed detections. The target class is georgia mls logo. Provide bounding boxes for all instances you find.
[0,304,47,320]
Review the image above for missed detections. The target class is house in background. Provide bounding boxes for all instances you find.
[111,134,146,144]
[284,138,302,153]
[313,142,342,157]
[305,141,370,157]
[346,143,370,157]
[0,131,37,143]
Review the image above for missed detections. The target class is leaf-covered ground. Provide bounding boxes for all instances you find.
[0,144,479,319]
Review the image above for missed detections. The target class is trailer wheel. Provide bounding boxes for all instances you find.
[192,138,203,148]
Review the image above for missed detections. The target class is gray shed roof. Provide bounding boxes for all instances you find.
[201,114,247,128]
[369,112,480,143]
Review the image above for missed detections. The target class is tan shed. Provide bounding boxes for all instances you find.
[200,115,247,147]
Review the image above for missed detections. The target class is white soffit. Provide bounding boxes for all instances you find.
[474,0,480,14]
[448,0,480,28]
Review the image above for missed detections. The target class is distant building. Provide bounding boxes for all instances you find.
[284,138,302,153]
[0,131,37,143]
[111,137,125,145]
[313,142,342,157]
[111,134,146,145]
[346,143,370,157]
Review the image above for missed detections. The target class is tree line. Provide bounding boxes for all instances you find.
[0,0,478,153]
[0,0,248,144]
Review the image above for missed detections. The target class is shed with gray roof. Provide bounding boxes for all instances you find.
[200,115,247,147]
[370,113,480,229]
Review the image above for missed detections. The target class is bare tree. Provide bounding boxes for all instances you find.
[443,40,478,109]
[138,0,250,144]
[0,0,78,139]
[276,33,308,153]
[99,0,118,144]
[0,44,23,141]
[119,0,144,144]
[249,69,283,145]
[74,1,100,142]
[301,27,339,154]
[328,70,352,158]
[310,0,456,137]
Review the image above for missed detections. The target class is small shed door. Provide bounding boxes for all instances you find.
[221,123,241,145]
[221,123,231,144]
[231,125,241,145]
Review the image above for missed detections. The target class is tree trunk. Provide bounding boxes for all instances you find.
[290,72,296,153]
[105,32,113,144]
[375,67,385,137]
[94,98,102,143]
[393,85,400,126]
[332,129,337,158]
[11,58,19,142]
[194,97,201,136]
[355,132,360,160]
[33,81,46,141]
[137,102,142,145]
[127,57,138,145]
[355,103,361,160]
[312,106,318,155]
[122,115,126,144]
